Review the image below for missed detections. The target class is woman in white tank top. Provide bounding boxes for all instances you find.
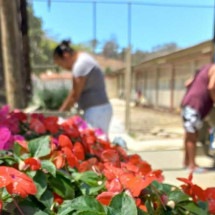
[53,40,112,134]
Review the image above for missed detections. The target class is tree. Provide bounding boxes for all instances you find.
[0,0,25,109]
[101,37,119,59]
[20,0,32,105]
[151,43,179,54]
[0,11,5,104]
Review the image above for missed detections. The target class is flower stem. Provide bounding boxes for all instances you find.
[12,196,25,215]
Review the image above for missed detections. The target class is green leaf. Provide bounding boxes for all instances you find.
[152,181,178,194]
[41,160,56,177]
[13,142,22,157]
[49,173,75,199]
[67,196,106,213]
[39,189,54,209]
[137,208,148,215]
[77,211,105,215]
[16,199,49,215]
[58,200,74,215]
[168,190,190,203]
[73,171,104,186]
[110,193,138,215]
[28,135,51,158]
[105,207,121,215]
[144,199,154,215]
[180,202,208,215]
[33,170,47,199]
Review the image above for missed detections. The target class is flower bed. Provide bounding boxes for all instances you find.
[0,105,215,214]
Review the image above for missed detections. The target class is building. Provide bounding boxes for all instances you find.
[107,40,214,111]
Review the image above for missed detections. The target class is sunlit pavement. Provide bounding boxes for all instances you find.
[109,98,215,189]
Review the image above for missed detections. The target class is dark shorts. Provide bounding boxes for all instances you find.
[181,106,203,133]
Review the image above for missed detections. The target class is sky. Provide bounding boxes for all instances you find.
[32,0,215,52]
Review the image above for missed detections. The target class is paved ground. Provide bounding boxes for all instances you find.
[109,98,215,189]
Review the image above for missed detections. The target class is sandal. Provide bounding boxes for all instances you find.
[187,167,207,174]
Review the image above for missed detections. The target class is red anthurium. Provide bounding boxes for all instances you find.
[135,198,147,212]
[43,116,59,134]
[0,166,37,198]
[128,154,143,165]
[53,192,64,205]
[96,191,117,206]
[204,188,215,214]
[105,178,123,193]
[51,151,65,169]
[119,172,147,197]
[61,147,78,168]
[11,111,27,122]
[60,123,80,139]
[113,145,128,162]
[103,163,124,181]
[73,142,85,161]
[16,139,28,151]
[119,170,163,197]
[29,117,46,134]
[101,149,120,166]
[128,154,152,175]
[58,134,73,149]
[98,139,112,150]
[121,162,139,173]
[177,173,205,202]
[51,135,80,168]
[24,158,41,171]
[77,158,99,172]
[82,129,97,145]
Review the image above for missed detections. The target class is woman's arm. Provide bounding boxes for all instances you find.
[59,76,87,111]
[184,77,194,88]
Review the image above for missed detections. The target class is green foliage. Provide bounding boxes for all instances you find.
[29,135,51,158]
[73,171,105,195]
[32,87,69,110]
[109,193,138,215]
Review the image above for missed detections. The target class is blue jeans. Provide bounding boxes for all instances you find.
[83,103,113,134]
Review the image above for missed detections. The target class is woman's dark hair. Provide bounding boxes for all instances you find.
[53,40,75,58]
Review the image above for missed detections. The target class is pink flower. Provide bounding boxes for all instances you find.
[0,127,12,150]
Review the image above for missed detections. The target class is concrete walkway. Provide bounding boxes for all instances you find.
[109,98,215,189]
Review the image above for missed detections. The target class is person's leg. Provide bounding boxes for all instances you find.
[182,106,203,170]
[184,131,198,169]
[83,103,113,134]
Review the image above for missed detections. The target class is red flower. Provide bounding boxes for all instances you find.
[101,149,120,166]
[43,116,59,134]
[128,154,152,175]
[119,170,163,197]
[24,158,41,171]
[106,178,123,193]
[96,191,117,205]
[51,151,66,169]
[204,188,215,214]
[53,192,64,205]
[11,111,27,122]
[57,135,79,168]
[177,173,205,202]
[29,117,46,134]
[135,198,147,212]
[77,158,99,172]
[60,122,80,139]
[103,163,124,181]
[0,166,37,198]
[73,142,85,161]
[16,139,28,151]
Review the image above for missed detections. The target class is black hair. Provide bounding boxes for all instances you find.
[53,40,75,58]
